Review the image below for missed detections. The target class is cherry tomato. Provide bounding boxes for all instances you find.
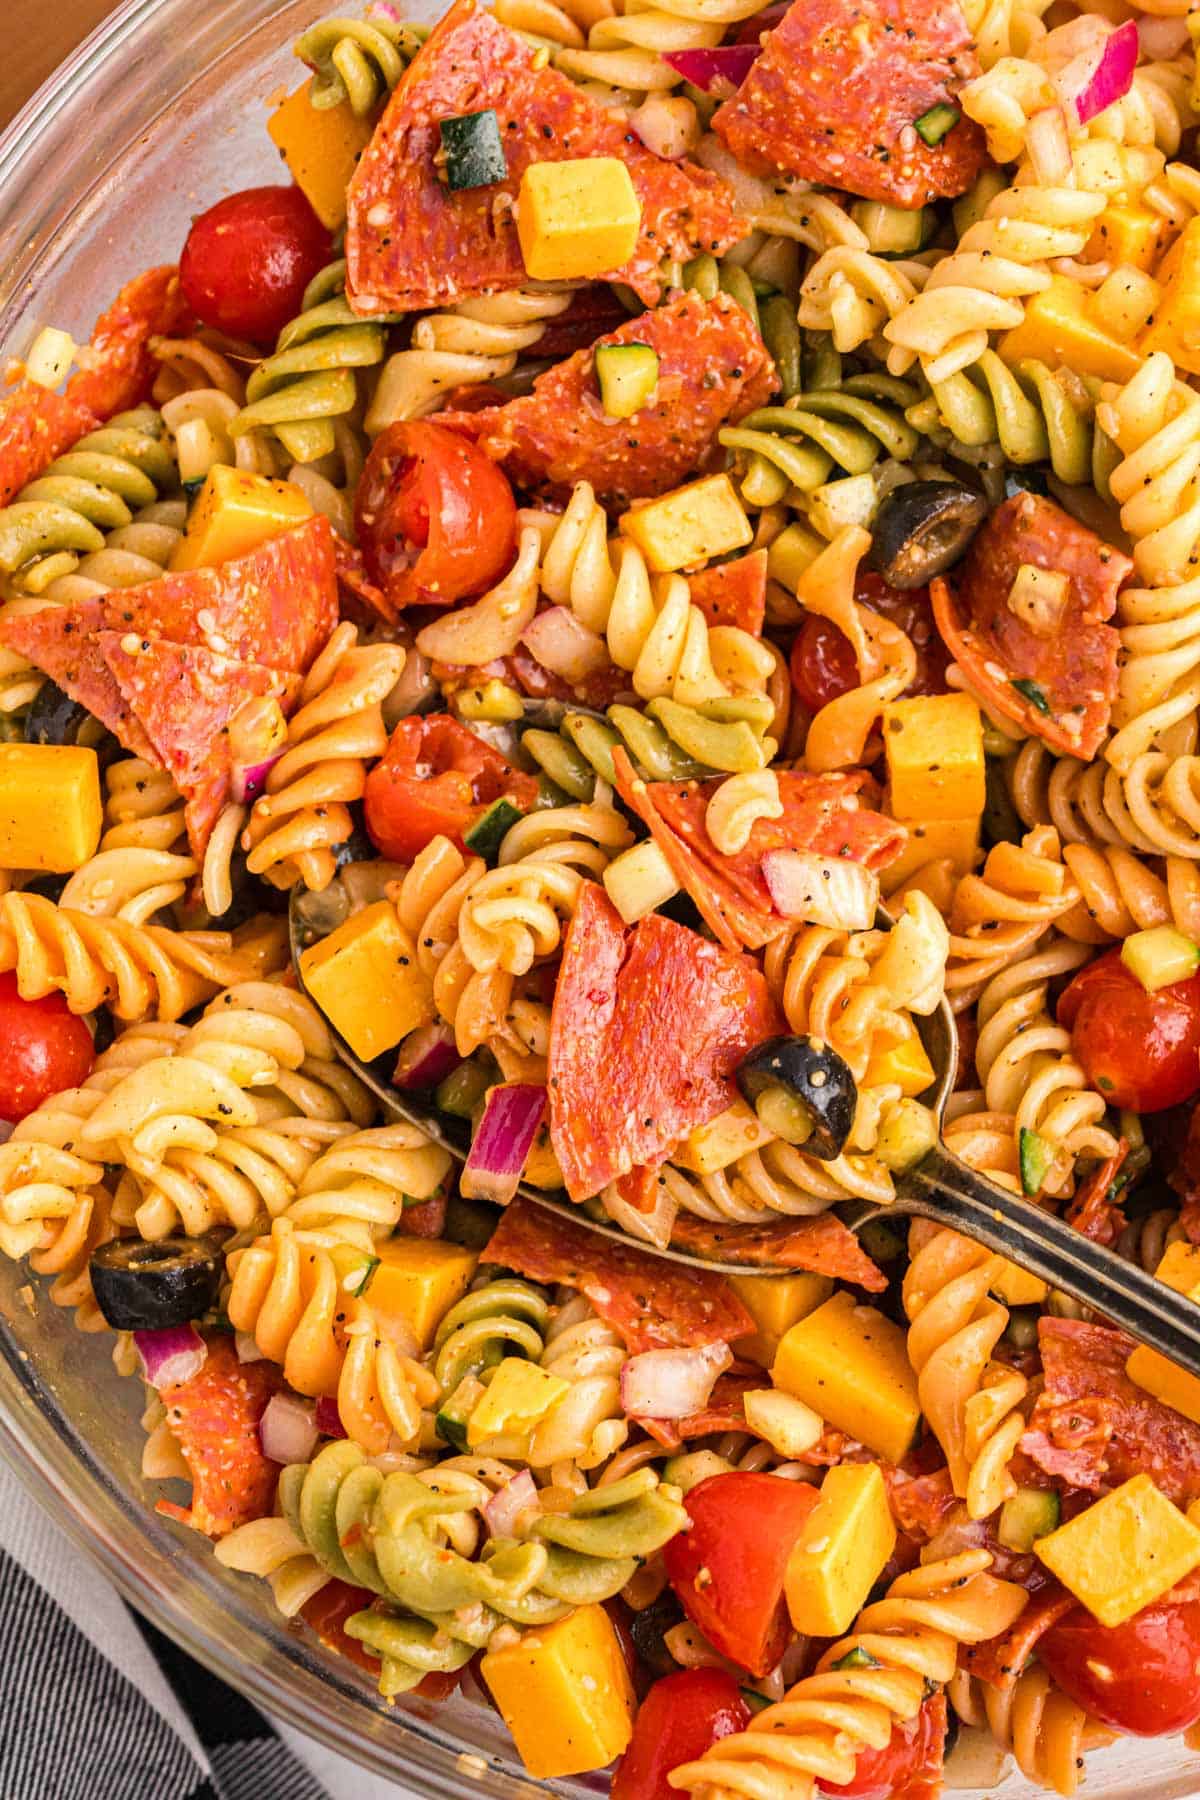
[612,1669,751,1800]
[662,1472,820,1676]
[818,1693,947,1800]
[788,575,950,716]
[363,714,540,864]
[1057,948,1200,1113]
[300,1579,380,1676]
[0,973,93,1121]
[1039,1601,1200,1736]
[355,421,517,612]
[180,185,331,344]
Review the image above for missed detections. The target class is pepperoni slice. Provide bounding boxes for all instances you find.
[346,0,744,315]
[713,0,985,207]
[548,881,783,1201]
[155,1334,283,1538]
[689,550,768,635]
[443,292,776,507]
[669,1210,887,1288]
[931,492,1128,760]
[482,1195,754,1352]
[65,266,191,421]
[0,382,98,505]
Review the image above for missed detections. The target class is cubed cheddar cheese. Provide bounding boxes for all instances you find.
[785,1463,896,1636]
[516,157,641,282]
[772,1291,920,1465]
[883,694,985,824]
[730,1270,833,1367]
[1125,1242,1200,1423]
[468,1359,570,1447]
[1036,1474,1200,1627]
[998,275,1143,384]
[1139,217,1200,375]
[366,1239,478,1351]
[675,1098,774,1174]
[268,79,375,230]
[879,815,981,892]
[170,465,313,571]
[0,744,102,872]
[299,900,434,1062]
[1085,202,1173,273]
[622,474,753,574]
[481,1603,636,1778]
[863,1026,935,1098]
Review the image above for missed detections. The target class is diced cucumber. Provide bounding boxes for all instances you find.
[602,838,680,924]
[1121,925,1200,994]
[444,1194,502,1249]
[464,796,526,863]
[436,1058,491,1120]
[832,1647,883,1670]
[596,343,660,420]
[766,520,824,591]
[913,103,960,146]
[997,1487,1060,1552]
[740,1689,771,1713]
[436,1374,486,1450]
[329,1244,379,1297]
[850,201,927,256]
[439,108,508,191]
[875,1098,937,1173]
[1019,1126,1053,1197]
[663,1450,730,1493]
[753,1084,813,1147]
[806,472,878,538]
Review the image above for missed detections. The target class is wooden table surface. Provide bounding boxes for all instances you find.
[1,0,117,127]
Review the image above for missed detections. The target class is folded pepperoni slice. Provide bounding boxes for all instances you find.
[931,492,1127,760]
[443,292,776,507]
[0,382,98,506]
[346,0,744,316]
[482,1195,754,1352]
[548,881,783,1202]
[688,550,768,636]
[713,0,985,207]
[155,1335,283,1538]
[669,1209,887,1287]
[65,265,191,421]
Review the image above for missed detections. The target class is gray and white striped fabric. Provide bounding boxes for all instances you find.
[0,1456,403,1800]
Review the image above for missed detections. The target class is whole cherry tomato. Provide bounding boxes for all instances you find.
[1057,948,1200,1112]
[818,1693,947,1799]
[180,185,331,344]
[354,421,517,612]
[612,1670,751,1800]
[663,1472,820,1676]
[789,574,950,716]
[0,972,94,1121]
[363,714,539,864]
[1039,1601,1200,1736]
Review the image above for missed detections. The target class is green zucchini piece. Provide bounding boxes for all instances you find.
[439,109,508,192]
[436,1375,485,1451]
[464,795,525,862]
[997,1488,1060,1552]
[1019,1126,1053,1197]
[436,1058,491,1120]
[913,103,960,146]
[595,343,660,420]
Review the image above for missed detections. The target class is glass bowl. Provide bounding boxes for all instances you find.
[0,5,1197,1794]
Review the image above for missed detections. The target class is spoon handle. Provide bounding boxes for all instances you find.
[899,1144,1200,1381]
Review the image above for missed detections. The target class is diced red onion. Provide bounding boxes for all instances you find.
[521,607,610,685]
[761,848,878,930]
[315,1396,348,1440]
[482,1469,539,1539]
[1137,15,1189,59]
[393,1020,463,1091]
[620,1340,732,1421]
[231,752,283,807]
[259,1392,319,1465]
[662,43,762,93]
[235,1330,266,1365]
[1025,106,1073,187]
[134,1324,208,1390]
[1055,19,1138,125]
[461,1083,546,1205]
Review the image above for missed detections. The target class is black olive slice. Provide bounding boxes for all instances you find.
[25,680,92,747]
[89,1233,224,1331]
[737,1034,858,1162]
[868,480,987,590]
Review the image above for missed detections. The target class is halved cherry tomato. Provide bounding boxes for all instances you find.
[1057,948,1200,1113]
[1039,1600,1200,1736]
[355,421,517,612]
[179,185,331,344]
[300,1579,380,1676]
[612,1669,751,1800]
[818,1693,947,1800]
[0,973,93,1121]
[363,714,540,864]
[788,575,949,716]
[662,1472,820,1676]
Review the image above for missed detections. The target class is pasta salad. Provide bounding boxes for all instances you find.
[3,0,1200,1790]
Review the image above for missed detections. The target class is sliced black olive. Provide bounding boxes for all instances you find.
[868,480,987,589]
[737,1034,858,1161]
[89,1233,224,1331]
[628,1587,685,1679]
[25,680,92,746]
[1005,467,1051,500]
